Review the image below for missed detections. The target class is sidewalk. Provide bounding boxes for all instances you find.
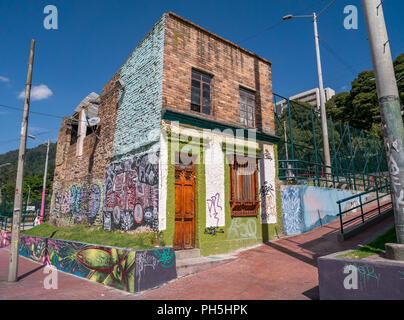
[0,213,394,300]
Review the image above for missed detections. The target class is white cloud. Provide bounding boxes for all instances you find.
[18,84,53,101]
[0,76,10,82]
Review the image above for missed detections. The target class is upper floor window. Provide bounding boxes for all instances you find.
[239,88,255,128]
[191,70,212,115]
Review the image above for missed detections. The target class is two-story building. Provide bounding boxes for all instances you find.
[51,12,281,256]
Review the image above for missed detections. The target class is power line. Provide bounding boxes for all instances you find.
[238,0,329,44]
[0,104,64,119]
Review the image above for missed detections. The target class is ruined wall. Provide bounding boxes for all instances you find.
[163,12,275,135]
[51,71,121,226]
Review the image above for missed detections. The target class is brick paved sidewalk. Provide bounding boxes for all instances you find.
[0,213,394,300]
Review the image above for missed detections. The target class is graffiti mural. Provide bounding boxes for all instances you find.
[53,181,103,225]
[103,153,159,232]
[281,185,305,235]
[0,230,11,248]
[19,235,47,263]
[281,185,367,235]
[47,239,136,292]
[18,235,176,293]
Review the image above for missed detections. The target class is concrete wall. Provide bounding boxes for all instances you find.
[318,252,404,300]
[281,185,371,235]
[19,234,177,293]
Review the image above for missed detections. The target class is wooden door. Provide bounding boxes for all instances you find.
[174,164,196,250]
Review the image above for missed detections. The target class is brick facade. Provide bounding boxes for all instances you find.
[162,12,275,135]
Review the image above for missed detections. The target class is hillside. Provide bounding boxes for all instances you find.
[0,143,57,204]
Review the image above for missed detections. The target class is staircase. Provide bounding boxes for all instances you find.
[175,248,237,278]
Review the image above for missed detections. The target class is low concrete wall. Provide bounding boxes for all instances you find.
[19,234,177,293]
[318,252,404,300]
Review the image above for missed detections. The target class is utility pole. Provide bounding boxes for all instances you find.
[313,12,332,176]
[362,0,404,244]
[40,139,50,224]
[8,39,35,282]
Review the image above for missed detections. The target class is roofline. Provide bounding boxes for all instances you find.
[166,12,272,66]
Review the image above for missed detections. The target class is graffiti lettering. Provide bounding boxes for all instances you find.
[53,181,103,225]
[342,263,381,291]
[206,193,222,227]
[204,226,225,236]
[227,218,257,239]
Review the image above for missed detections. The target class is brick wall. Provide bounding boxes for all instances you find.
[162,12,275,136]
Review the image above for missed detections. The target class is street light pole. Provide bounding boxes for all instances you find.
[312,13,332,175]
[282,5,334,177]
[40,139,50,224]
[362,0,404,244]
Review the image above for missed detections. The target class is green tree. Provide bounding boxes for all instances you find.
[326,53,404,133]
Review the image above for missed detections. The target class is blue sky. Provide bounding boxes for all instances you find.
[0,0,403,154]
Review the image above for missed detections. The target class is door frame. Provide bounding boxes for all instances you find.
[173,152,197,250]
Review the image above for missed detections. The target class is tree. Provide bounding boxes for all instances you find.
[326,53,404,133]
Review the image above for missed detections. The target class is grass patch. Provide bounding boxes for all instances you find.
[22,222,165,250]
[337,227,397,259]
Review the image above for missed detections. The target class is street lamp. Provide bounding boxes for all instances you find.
[282,9,333,178]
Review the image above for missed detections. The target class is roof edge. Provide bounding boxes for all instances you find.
[166,12,272,66]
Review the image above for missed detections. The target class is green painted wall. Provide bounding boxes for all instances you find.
[161,134,283,256]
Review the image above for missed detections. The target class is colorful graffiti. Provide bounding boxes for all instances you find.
[19,235,177,293]
[281,185,370,235]
[53,181,103,225]
[103,153,159,232]
[19,236,47,263]
[47,239,136,292]
[0,230,11,248]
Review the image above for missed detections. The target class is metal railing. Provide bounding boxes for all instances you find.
[0,214,49,232]
[278,159,389,191]
[336,182,392,236]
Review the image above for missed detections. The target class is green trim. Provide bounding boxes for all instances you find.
[221,142,261,157]
[162,108,280,144]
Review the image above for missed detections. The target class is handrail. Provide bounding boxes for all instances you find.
[279,159,387,180]
[336,181,392,236]
[336,183,390,204]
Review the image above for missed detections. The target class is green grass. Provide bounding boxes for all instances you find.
[22,222,165,250]
[337,227,397,259]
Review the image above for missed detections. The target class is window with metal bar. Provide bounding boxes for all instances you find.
[191,69,212,115]
[229,155,259,217]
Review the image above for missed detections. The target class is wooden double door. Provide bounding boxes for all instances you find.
[173,163,196,250]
